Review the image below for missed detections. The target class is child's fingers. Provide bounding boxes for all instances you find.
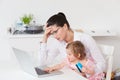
[81,67,87,73]
[44,68,50,72]
[44,67,53,73]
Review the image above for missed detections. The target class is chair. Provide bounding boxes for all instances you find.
[98,44,114,80]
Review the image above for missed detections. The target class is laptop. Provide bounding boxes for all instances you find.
[12,47,63,77]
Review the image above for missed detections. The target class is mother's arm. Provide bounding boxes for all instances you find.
[38,37,61,66]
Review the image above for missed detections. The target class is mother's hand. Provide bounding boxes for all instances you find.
[42,24,53,43]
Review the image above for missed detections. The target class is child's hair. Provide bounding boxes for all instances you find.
[66,41,86,60]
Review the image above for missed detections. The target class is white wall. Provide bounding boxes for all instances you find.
[0,0,120,70]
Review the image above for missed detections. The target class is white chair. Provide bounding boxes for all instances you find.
[98,44,114,80]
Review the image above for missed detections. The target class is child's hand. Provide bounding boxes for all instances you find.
[81,67,87,73]
[44,67,55,73]
[81,66,94,75]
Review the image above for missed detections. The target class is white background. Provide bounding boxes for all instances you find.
[0,0,120,71]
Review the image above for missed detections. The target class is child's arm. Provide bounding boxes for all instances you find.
[44,61,66,72]
[81,60,95,75]
[82,66,95,75]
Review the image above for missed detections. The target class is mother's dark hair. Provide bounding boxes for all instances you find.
[47,12,70,29]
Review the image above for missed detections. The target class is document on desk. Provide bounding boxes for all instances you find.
[39,68,88,80]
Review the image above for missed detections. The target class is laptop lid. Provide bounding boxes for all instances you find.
[12,48,63,77]
[13,47,39,77]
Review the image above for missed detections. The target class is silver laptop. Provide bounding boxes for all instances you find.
[12,47,63,77]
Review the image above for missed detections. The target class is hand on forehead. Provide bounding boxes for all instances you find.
[45,25,58,33]
[49,25,58,31]
[50,26,58,34]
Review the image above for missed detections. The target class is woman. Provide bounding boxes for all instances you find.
[39,12,106,73]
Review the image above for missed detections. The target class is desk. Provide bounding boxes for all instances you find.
[0,61,88,80]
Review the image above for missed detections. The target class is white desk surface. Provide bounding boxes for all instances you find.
[0,61,88,80]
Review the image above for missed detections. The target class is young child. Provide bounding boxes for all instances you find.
[44,41,104,80]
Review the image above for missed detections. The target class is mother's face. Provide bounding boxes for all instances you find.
[50,24,67,41]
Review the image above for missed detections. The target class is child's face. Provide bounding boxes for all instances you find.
[66,49,78,62]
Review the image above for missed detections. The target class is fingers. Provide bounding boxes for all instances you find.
[45,27,52,35]
[81,67,87,73]
[44,67,54,73]
[42,25,53,43]
[45,27,52,31]
[44,23,56,34]
[44,69,50,73]
[44,68,50,72]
